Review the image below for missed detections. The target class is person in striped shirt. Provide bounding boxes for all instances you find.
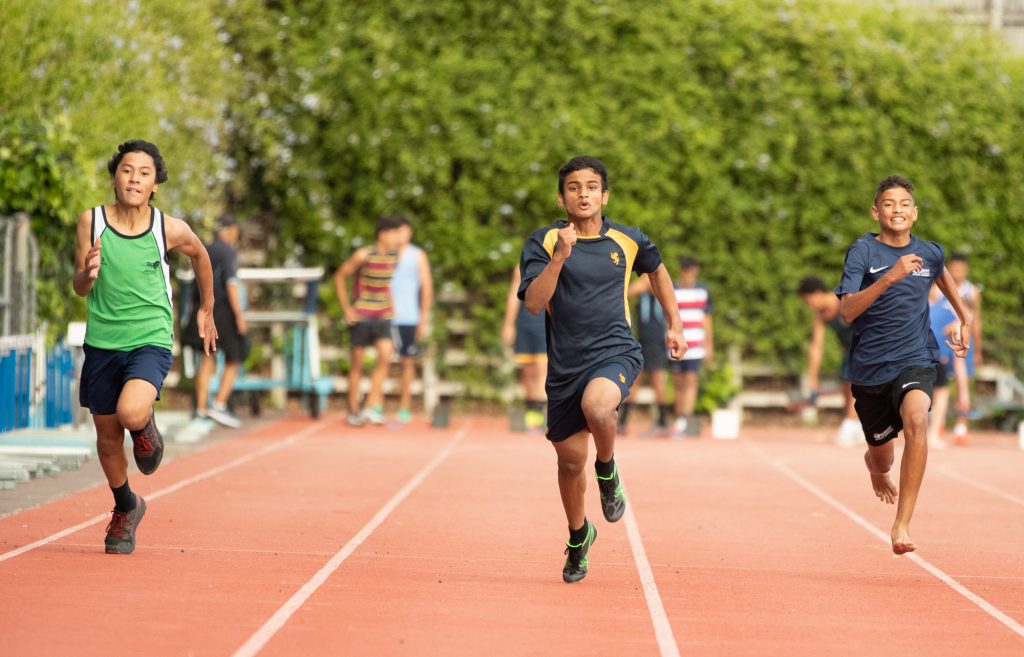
[334,216,402,426]
[669,256,714,438]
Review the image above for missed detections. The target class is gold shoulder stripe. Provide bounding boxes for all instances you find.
[541,228,559,258]
[605,228,640,327]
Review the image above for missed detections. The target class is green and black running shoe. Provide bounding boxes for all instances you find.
[596,463,626,522]
[562,520,597,583]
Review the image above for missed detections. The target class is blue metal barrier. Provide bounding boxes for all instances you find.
[1,338,33,431]
[45,341,74,427]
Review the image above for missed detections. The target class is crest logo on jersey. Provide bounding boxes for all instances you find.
[610,251,621,266]
[618,373,626,384]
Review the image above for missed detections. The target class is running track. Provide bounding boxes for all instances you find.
[1,415,1022,656]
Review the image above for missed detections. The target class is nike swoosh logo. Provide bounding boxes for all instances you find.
[902,381,920,389]
[869,265,889,274]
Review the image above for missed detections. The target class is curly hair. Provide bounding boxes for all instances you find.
[107,140,168,184]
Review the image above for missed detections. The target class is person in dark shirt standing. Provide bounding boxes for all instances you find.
[184,213,248,428]
[835,175,971,555]
[518,156,685,582]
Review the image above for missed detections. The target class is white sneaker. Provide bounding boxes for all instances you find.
[207,404,242,429]
[835,418,862,448]
[175,416,215,443]
[672,417,688,439]
[360,406,384,425]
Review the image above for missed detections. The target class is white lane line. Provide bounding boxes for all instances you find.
[0,421,325,563]
[750,444,1024,640]
[936,465,1024,508]
[622,482,682,657]
[232,425,468,657]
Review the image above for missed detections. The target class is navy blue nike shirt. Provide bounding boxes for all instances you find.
[835,233,944,386]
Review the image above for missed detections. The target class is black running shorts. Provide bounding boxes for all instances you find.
[851,365,937,447]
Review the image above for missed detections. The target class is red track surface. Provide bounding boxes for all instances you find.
[1,415,1022,656]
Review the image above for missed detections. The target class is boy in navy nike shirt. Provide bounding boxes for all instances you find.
[835,175,971,555]
[518,156,685,582]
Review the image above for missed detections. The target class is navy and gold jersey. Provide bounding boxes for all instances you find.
[835,232,944,386]
[517,216,663,398]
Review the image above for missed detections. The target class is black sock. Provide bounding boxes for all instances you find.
[568,518,589,545]
[111,480,136,513]
[658,404,672,428]
[594,456,615,478]
[618,403,631,425]
[526,399,545,413]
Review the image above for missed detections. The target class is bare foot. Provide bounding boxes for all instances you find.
[864,451,897,504]
[892,526,917,555]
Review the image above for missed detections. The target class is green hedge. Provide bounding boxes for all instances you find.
[220,0,1024,385]
[4,0,1023,387]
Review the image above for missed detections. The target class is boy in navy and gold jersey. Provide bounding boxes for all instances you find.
[836,175,971,555]
[518,156,685,582]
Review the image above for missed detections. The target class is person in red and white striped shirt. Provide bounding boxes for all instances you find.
[669,256,714,437]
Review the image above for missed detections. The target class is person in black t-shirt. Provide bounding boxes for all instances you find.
[184,213,248,428]
[835,176,971,555]
[518,156,685,582]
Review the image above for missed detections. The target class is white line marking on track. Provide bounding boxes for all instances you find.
[232,425,468,657]
[0,421,324,563]
[936,465,1024,508]
[622,482,681,657]
[750,444,1024,640]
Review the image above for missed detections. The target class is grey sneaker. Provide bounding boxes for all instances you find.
[105,495,147,554]
[562,520,597,583]
[596,462,626,522]
[131,415,164,475]
[347,413,364,427]
[207,404,242,429]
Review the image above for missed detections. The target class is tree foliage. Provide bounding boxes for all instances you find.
[4,0,1023,382]
[219,0,1024,377]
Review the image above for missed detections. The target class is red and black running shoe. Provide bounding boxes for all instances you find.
[105,495,147,554]
[132,414,164,475]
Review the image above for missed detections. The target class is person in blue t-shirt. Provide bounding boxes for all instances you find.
[518,155,685,583]
[835,175,971,555]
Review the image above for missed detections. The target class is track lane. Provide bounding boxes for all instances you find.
[0,416,466,657]
[622,431,1024,656]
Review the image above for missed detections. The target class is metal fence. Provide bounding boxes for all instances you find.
[0,214,38,337]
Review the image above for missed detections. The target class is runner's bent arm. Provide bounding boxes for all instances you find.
[166,215,218,354]
[935,267,972,358]
[333,248,368,325]
[647,264,686,360]
[839,253,922,323]
[73,210,100,297]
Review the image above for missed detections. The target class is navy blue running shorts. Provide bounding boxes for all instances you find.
[393,324,419,358]
[851,365,937,447]
[546,355,639,442]
[513,321,546,358]
[79,344,173,415]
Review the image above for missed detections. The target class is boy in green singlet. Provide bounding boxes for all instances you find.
[73,140,218,554]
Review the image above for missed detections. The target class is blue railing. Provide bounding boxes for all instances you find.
[0,337,76,431]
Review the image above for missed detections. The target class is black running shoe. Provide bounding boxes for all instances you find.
[596,463,626,522]
[132,414,164,475]
[105,495,147,554]
[562,520,597,583]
